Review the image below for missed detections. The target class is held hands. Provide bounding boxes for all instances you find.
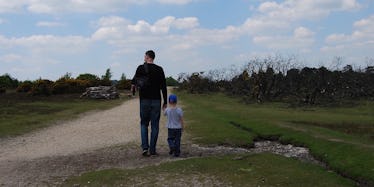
[162,103,167,110]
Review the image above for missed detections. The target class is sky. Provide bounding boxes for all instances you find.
[0,0,373,81]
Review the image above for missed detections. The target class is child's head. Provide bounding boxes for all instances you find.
[168,94,177,104]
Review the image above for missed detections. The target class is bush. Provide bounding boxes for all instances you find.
[30,79,53,96]
[178,72,218,94]
[76,73,101,87]
[116,79,131,90]
[0,87,5,94]
[0,74,19,89]
[166,76,179,86]
[16,81,34,93]
[52,78,90,94]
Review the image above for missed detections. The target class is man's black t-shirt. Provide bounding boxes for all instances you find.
[132,63,167,103]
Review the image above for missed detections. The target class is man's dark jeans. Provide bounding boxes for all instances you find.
[140,99,161,154]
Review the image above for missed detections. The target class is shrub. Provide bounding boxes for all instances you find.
[52,78,90,94]
[16,81,34,93]
[166,76,179,86]
[116,79,132,90]
[76,73,101,87]
[0,87,5,94]
[179,72,218,94]
[0,74,19,89]
[30,79,53,96]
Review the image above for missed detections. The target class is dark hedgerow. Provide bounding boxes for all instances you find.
[178,59,374,105]
[16,81,34,93]
[29,79,54,96]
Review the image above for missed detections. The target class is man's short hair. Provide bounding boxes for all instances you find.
[145,50,155,60]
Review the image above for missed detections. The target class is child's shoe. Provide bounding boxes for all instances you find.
[169,148,174,155]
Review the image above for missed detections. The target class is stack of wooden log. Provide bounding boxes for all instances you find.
[80,86,119,99]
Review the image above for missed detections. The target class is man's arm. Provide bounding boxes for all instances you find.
[131,66,141,94]
[160,68,167,109]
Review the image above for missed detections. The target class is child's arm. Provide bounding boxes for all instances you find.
[180,117,184,129]
[178,108,184,129]
[163,108,168,116]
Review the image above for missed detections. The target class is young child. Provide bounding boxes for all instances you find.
[164,94,184,157]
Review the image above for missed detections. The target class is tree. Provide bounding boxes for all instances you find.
[0,73,19,89]
[166,76,179,86]
[101,68,112,86]
[61,72,72,80]
[102,68,112,80]
[117,73,131,90]
[120,73,126,81]
[342,65,353,73]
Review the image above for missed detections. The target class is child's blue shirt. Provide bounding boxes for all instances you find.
[164,107,183,129]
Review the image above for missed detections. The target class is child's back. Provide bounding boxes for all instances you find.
[164,94,184,157]
[165,107,183,129]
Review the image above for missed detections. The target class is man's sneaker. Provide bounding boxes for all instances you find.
[142,150,148,157]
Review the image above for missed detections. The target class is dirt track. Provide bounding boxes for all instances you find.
[0,98,173,186]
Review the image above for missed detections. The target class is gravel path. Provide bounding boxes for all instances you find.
[0,98,170,186]
[0,98,149,161]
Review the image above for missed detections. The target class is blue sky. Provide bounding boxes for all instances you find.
[0,0,373,80]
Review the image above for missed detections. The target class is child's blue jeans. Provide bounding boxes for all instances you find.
[167,128,182,156]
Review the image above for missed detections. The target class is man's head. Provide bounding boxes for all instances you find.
[145,50,155,63]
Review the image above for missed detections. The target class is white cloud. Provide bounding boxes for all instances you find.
[27,3,54,13]
[173,17,199,29]
[36,21,65,27]
[241,17,290,35]
[96,16,131,27]
[0,1,28,13]
[157,0,194,5]
[253,27,315,51]
[239,0,361,37]
[257,0,361,21]
[325,15,374,45]
[322,15,374,64]
[0,54,23,63]
[92,16,200,41]
[0,35,91,55]
[0,0,195,14]
[294,27,315,38]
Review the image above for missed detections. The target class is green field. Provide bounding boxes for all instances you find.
[0,92,127,138]
[63,91,373,186]
[64,153,355,187]
[177,92,374,186]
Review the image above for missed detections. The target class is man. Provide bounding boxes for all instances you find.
[132,50,167,156]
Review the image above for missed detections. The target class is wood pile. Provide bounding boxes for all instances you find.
[80,86,119,99]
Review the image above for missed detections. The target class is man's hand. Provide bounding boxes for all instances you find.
[162,103,167,110]
[131,85,136,96]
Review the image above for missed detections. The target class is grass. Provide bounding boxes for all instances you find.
[176,91,374,185]
[62,91,372,186]
[0,92,128,138]
[64,153,355,187]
